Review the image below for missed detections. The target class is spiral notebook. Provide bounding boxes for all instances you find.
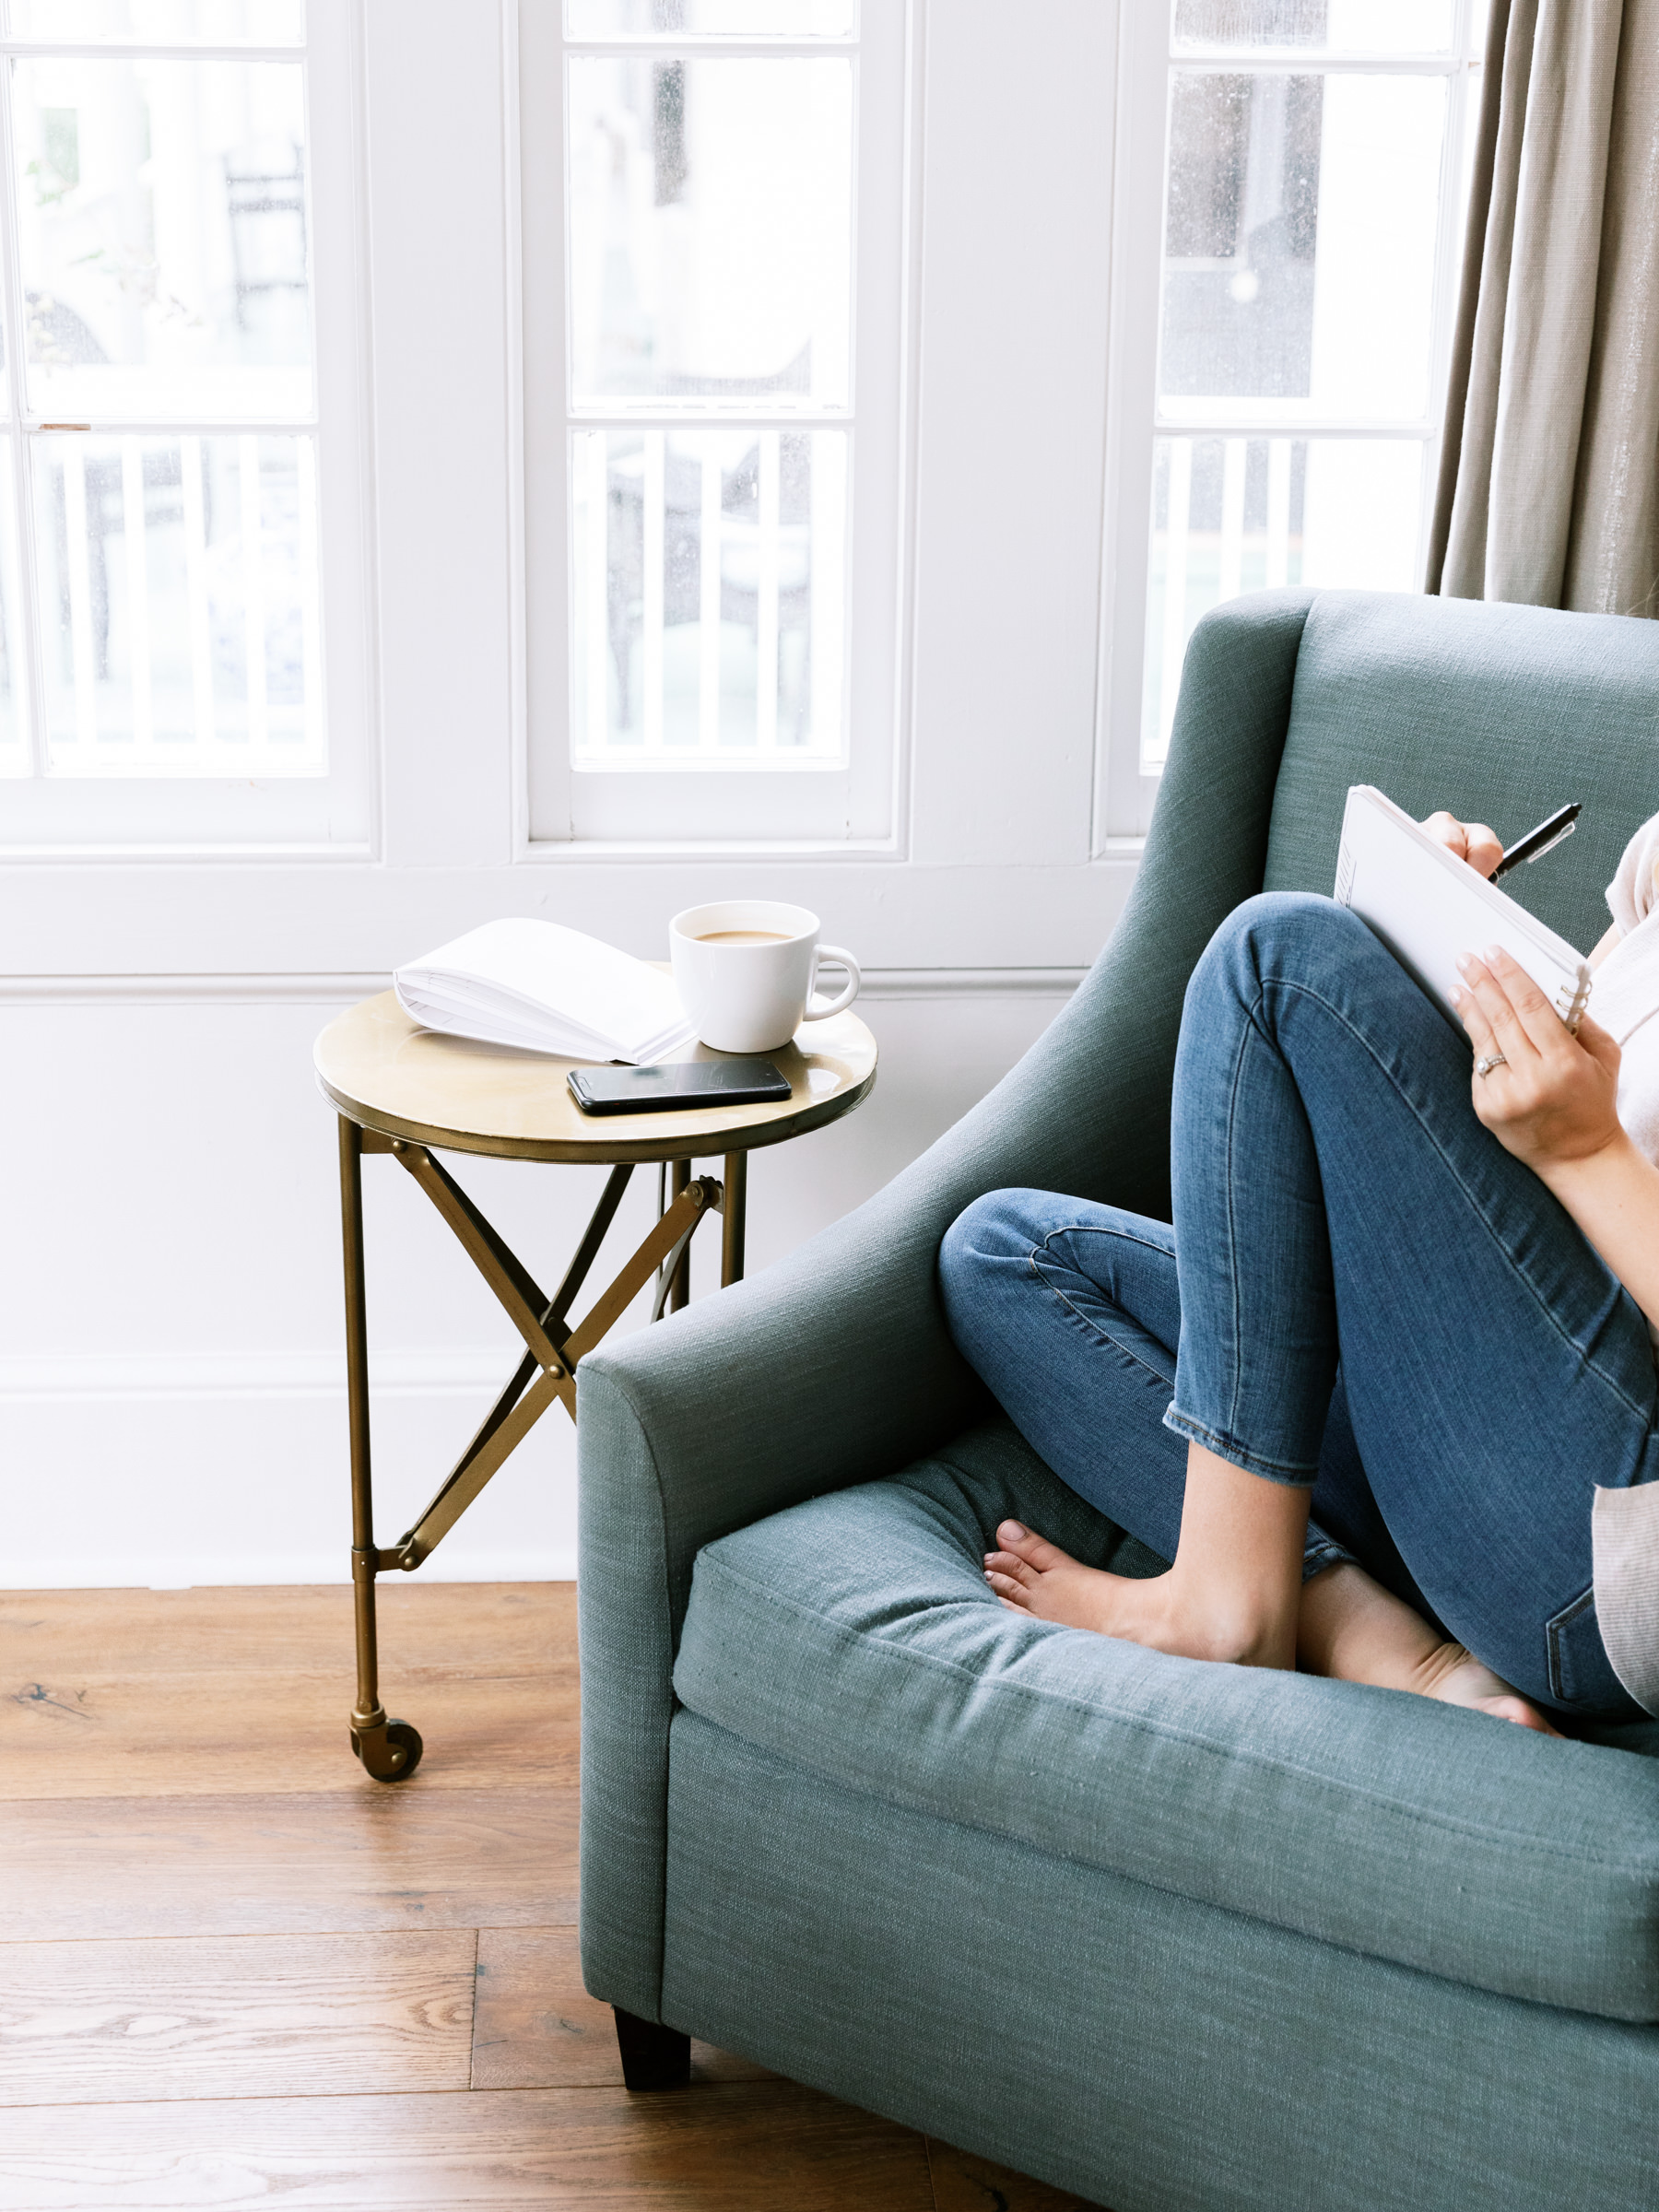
[1334,786,1593,1033]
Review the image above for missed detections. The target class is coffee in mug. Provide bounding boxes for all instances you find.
[669,900,861,1054]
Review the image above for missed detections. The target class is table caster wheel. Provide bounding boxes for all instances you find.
[381,1721,423,1780]
[350,1717,423,1782]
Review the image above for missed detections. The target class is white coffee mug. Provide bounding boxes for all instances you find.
[669,900,861,1054]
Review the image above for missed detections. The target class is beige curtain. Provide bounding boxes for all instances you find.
[1426,0,1659,616]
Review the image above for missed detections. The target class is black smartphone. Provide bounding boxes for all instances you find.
[567,1057,792,1115]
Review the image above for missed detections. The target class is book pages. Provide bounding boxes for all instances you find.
[394,917,699,1063]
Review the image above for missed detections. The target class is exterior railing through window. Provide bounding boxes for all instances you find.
[0,2,322,787]
[1137,0,1490,770]
[571,423,845,764]
[564,8,857,772]
[35,429,321,772]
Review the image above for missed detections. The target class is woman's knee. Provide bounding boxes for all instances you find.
[1191,891,1373,1015]
[938,1191,1053,1362]
[940,1190,1173,1318]
[939,1189,1049,1293]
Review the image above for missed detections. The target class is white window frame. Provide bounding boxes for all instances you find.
[10,0,1147,989]
[514,0,919,854]
[1096,0,1488,845]
[0,1,376,858]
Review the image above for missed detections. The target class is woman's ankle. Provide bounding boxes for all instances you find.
[1163,1562,1299,1667]
[1299,1562,1442,1690]
[1396,1637,1464,1696]
[1297,1566,1560,1731]
[1166,1443,1310,1669]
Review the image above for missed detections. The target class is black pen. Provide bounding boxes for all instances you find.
[1492,803,1582,879]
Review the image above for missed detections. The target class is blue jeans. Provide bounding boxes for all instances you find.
[939,893,1659,1719]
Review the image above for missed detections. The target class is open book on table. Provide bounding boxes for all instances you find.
[394,917,699,1064]
[1335,786,1592,1033]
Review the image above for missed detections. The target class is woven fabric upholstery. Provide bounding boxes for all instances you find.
[664,1710,1659,2212]
[1263,592,1659,949]
[674,1420,1659,2023]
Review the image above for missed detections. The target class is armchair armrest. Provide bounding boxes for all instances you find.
[576,1174,979,2017]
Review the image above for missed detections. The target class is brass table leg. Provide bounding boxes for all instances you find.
[338,1116,422,1783]
[721,1149,747,1287]
[336,1135,722,1776]
[667,1158,692,1312]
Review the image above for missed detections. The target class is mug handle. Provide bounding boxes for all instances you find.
[803,945,861,1021]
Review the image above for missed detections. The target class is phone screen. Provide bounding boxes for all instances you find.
[568,1057,791,1115]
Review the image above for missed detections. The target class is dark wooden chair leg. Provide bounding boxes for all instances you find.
[613,2006,691,2091]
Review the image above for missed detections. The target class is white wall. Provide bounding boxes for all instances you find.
[0,978,1077,1586]
[2,1,1135,1588]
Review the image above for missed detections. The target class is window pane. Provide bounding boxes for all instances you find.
[1172,0,1453,52]
[0,443,29,771]
[1140,433,1423,765]
[34,429,324,774]
[1159,71,1445,418]
[569,55,852,409]
[567,2,855,37]
[8,2,306,41]
[571,425,845,762]
[12,58,311,420]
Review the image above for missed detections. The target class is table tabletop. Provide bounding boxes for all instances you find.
[314,990,878,1164]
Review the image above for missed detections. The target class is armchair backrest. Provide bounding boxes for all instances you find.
[1075,588,1659,1227]
[1260,592,1659,954]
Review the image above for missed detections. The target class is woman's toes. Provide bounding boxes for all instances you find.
[1415,1643,1564,1736]
[995,1521,1074,1573]
[1481,1694,1563,1736]
[984,1569,1032,1608]
[984,1549,1040,1587]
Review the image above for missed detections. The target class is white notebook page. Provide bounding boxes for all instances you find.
[1334,786,1591,1031]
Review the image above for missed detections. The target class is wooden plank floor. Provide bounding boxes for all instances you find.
[1,1583,1104,2209]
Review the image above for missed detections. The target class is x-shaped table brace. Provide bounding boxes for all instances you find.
[338,1117,736,1780]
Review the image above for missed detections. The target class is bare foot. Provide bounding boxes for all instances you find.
[1407,1641,1562,1736]
[982,1521,1296,1669]
[1297,1560,1563,1735]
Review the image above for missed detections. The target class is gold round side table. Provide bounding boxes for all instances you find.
[314,989,877,1782]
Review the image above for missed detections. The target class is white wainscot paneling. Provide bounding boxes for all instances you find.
[0,985,1073,1588]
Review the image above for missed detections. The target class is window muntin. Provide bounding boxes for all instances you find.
[563,6,856,773]
[1138,0,1487,767]
[0,6,325,789]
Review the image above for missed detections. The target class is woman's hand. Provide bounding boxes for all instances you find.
[1455,946,1659,1335]
[1420,810,1503,877]
[1451,947,1623,1175]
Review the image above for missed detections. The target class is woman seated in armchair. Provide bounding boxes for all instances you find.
[941,810,1659,1735]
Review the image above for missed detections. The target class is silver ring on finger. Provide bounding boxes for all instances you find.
[1475,1053,1508,1079]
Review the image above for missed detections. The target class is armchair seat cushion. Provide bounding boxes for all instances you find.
[674,1419,1659,2023]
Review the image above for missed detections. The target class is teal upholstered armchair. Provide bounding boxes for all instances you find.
[577,591,1659,2212]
